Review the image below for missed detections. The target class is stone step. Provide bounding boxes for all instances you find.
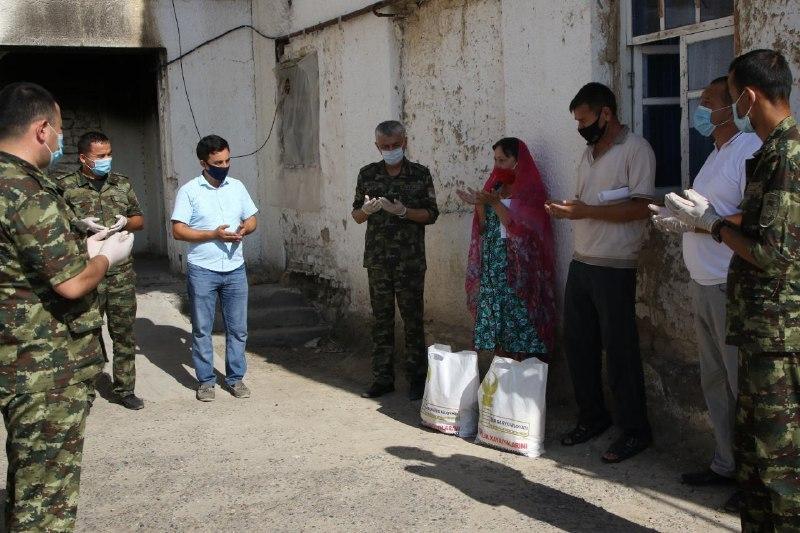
[212,306,321,333]
[178,284,310,316]
[247,325,332,348]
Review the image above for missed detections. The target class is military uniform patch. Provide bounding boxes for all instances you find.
[759,191,780,227]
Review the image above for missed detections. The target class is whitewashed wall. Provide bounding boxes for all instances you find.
[0,0,264,269]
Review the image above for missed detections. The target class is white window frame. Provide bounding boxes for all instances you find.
[622,0,734,192]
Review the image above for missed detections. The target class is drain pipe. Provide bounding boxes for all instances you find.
[275,0,412,59]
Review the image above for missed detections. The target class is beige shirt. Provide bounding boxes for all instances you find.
[573,126,656,268]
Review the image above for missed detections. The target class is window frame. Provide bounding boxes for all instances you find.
[622,0,734,193]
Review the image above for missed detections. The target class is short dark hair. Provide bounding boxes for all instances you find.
[710,76,733,105]
[77,131,110,155]
[375,120,405,138]
[196,135,230,161]
[569,82,617,116]
[0,82,58,140]
[729,49,792,103]
[492,137,520,160]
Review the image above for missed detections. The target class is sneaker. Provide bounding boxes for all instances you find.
[118,394,144,410]
[360,382,395,398]
[225,381,251,399]
[196,383,215,402]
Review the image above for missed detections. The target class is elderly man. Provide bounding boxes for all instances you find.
[665,49,800,531]
[352,120,439,401]
[652,76,760,512]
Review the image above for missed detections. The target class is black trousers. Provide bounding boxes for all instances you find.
[563,260,651,438]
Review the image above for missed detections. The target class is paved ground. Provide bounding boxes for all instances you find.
[0,270,740,532]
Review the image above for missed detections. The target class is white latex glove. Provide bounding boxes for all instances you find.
[86,229,110,258]
[378,197,408,217]
[648,204,692,234]
[97,231,134,269]
[80,216,108,233]
[361,195,382,215]
[664,189,721,232]
[108,214,128,234]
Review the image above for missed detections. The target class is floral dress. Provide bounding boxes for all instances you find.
[473,205,546,354]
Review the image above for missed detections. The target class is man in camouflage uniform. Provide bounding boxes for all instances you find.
[666,49,800,530]
[0,82,133,531]
[352,120,439,401]
[57,132,145,410]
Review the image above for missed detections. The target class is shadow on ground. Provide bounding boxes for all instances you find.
[387,446,656,532]
[132,258,737,531]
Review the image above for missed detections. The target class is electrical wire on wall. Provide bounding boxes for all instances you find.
[169,0,281,158]
[170,0,201,139]
[167,0,408,159]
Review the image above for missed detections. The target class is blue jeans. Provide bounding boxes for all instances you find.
[187,263,248,386]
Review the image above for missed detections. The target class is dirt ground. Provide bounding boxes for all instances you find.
[0,276,740,532]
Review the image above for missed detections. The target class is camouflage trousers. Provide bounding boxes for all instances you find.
[1,380,92,532]
[367,267,427,386]
[735,350,800,532]
[96,267,137,396]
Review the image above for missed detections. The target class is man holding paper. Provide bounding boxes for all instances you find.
[547,82,656,463]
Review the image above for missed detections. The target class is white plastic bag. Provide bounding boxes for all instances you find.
[475,356,548,457]
[420,344,480,438]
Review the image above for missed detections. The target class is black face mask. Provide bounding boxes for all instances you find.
[578,114,607,145]
[205,164,229,182]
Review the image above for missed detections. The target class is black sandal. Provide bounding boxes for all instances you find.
[560,421,611,446]
[601,434,651,463]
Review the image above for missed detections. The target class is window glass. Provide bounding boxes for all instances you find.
[645,54,680,98]
[633,0,660,36]
[700,0,733,22]
[665,0,696,29]
[687,35,734,92]
[643,104,682,187]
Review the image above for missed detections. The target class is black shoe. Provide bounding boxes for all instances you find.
[601,434,651,463]
[361,383,395,398]
[723,490,744,514]
[408,380,425,401]
[681,468,736,487]
[560,420,612,446]
[118,394,144,410]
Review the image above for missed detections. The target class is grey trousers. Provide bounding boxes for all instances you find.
[690,280,738,478]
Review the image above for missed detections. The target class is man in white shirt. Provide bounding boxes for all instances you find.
[651,76,761,510]
[547,83,656,463]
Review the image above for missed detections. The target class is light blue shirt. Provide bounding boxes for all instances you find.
[171,175,259,272]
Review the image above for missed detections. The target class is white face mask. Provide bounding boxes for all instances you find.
[381,147,404,166]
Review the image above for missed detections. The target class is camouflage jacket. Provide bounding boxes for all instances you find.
[352,158,439,270]
[0,152,103,395]
[727,116,800,352]
[57,169,143,274]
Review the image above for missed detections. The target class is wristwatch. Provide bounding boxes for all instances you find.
[399,207,408,219]
[711,219,728,243]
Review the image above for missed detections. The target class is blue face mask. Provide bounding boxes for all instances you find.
[693,104,731,137]
[732,91,755,133]
[46,125,64,168]
[87,157,112,177]
[381,147,404,166]
[206,164,229,182]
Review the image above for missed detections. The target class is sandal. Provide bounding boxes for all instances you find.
[560,420,611,446]
[601,434,651,463]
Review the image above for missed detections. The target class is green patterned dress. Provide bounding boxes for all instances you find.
[473,205,546,354]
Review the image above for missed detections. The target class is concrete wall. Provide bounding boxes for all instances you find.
[0,0,264,268]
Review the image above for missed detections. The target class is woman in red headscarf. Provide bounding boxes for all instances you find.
[458,138,556,361]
